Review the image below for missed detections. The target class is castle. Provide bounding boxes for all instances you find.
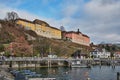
[62,29,90,46]
[16,19,90,46]
[16,19,61,39]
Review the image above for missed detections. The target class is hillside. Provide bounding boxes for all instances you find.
[0,20,91,57]
[0,20,37,43]
[33,37,91,57]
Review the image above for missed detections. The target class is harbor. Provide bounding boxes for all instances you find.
[0,57,120,80]
[0,0,120,80]
[12,66,120,80]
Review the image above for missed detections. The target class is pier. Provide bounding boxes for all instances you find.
[0,57,120,68]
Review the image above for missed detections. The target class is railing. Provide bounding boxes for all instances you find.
[0,57,120,62]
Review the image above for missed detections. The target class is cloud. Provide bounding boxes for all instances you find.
[62,5,79,17]
[0,0,23,7]
[53,0,120,43]
[0,3,55,22]
[82,0,120,43]
[59,0,83,18]
[84,0,120,20]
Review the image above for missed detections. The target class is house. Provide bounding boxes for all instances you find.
[114,51,120,58]
[16,19,62,39]
[62,29,90,46]
[90,48,111,58]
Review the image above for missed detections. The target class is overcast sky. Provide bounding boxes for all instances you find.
[0,0,120,44]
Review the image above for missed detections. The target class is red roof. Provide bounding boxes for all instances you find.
[62,31,89,38]
[115,51,120,54]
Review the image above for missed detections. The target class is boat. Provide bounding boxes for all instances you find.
[71,64,90,68]
[20,70,41,78]
[71,61,91,68]
[10,70,20,76]
[11,69,42,80]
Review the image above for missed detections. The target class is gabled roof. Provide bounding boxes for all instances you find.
[115,51,120,54]
[33,19,61,31]
[63,31,81,34]
[16,18,33,24]
[63,31,89,38]
[82,34,89,38]
[33,19,50,26]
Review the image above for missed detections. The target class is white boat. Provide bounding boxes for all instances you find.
[71,61,91,68]
[71,64,89,68]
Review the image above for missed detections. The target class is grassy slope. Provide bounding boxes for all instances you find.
[0,21,91,57]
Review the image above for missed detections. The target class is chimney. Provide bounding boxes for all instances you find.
[77,29,80,33]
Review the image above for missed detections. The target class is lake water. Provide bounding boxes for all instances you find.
[20,66,120,80]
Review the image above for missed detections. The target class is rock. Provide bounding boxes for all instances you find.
[0,67,14,80]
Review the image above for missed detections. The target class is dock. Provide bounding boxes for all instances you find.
[0,57,120,68]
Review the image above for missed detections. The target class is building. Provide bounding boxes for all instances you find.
[62,29,90,46]
[16,19,61,39]
[114,51,120,58]
[16,19,90,46]
[90,48,111,58]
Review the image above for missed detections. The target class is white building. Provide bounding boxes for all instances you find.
[90,48,111,58]
[48,55,57,58]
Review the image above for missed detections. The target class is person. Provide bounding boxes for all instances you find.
[2,56,6,60]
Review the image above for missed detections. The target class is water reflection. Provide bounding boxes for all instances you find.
[20,66,120,80]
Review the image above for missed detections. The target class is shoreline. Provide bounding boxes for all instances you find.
[0,66,14,80]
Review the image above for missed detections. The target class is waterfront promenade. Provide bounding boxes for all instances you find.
[0,57,120,68]
[0,57,120,62]
[1,57,120,62]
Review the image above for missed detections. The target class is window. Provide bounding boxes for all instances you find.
[25,26,31,30]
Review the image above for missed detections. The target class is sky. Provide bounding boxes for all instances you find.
[0,0,120,44]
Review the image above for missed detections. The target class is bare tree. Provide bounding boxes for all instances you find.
[5,11,19,23]
[60,26,65,31]
[33,37,52,57]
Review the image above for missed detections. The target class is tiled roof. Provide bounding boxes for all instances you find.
[63,31,89,38]
[16,18,33,24]
[33,19,50,26]
[82,34,89,38]
[115,51,120,54]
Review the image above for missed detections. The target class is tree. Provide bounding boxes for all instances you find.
[0,44,4,52]
[5,11,19,23]
[6,36,33,57]
[33,37,52,57]
[60,26,65,31]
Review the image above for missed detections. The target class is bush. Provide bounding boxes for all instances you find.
[0,44,4,52]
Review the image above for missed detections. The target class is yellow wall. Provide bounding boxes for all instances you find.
[16,20,35,30]
[16,19,61,39]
